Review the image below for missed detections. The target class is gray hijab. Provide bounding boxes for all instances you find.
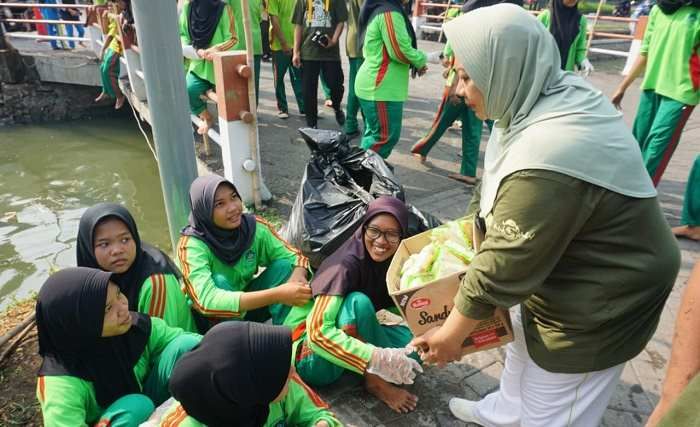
[444,4,656,216]
[181,175,257,265]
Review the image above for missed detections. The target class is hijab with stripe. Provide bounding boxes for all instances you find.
[181,175,257,265]
[36,267,151,408]
[169,321,292,427]
[444,5,656,217]
[76,203,182,311]
[311,196,408,311]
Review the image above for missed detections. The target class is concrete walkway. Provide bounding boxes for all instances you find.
[250,37,697,426]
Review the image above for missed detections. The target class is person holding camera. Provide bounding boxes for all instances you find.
[292,0,348,128]
[355,0,427,158]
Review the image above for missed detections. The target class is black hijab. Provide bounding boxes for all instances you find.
[311,196,409,311]
[181,175,257,265]
[358,0,417,70]
[169,322,292,427]
[76,203,182,311]
[549,0,582,70]
[657,0,700,14]
[36,267,151,408]
[188,0,226,49]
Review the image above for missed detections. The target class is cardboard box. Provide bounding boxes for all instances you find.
[386,220,513,355]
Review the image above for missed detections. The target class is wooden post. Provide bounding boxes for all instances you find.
[238,0,263,209]
[212,51,271,206]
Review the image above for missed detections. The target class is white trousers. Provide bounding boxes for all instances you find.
[472,306,624,427]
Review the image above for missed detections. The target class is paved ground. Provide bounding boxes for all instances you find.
[243,37,700,427]
[17,34,696,426]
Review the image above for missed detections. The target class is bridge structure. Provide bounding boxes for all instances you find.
[1,0,270,247]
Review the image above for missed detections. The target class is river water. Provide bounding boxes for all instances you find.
[0,117,171,310]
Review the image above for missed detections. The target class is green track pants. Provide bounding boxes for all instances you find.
[95,334,200,426]
[241,259,294,325]
[411,87,483,177]
[186,72,214,115]
[100,48,122,98]
[682,155,700,227]
[295,292,413,387]
[358,99,404,159]
[272,50,304,114]
[632,90,695,186]
[344,57,364,134]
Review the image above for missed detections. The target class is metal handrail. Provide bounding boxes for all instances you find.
[590,31,634,40]
[0,2,91,8]
[1,18,86,25]
[5,33,89,41]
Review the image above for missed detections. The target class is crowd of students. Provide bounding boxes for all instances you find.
[33,0,700,425]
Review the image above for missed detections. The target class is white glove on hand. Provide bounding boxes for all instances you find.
[426,50,444,64]
[366,346,423,385]
[578,58,594,77]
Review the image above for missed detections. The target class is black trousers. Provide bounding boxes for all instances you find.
[301,59,344,127]
[260,20,271,57]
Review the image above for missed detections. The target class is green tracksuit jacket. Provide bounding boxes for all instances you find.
[176,216,309,320]
[37,318,201,427]
[354,11,426,102]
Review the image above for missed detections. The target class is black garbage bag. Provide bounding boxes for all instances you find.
[283,128,441,268]
[406,204,442,238]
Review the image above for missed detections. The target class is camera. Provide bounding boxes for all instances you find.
[311,30,330,47]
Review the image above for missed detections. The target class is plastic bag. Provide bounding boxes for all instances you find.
[282,128,440,268]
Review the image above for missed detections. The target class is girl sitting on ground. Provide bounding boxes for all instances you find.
[177,175,311,331]
[77,203,197,333]
[36,267,201,427]
[283,196,423,414]
[179,0,237,135]
[148,321,340,426]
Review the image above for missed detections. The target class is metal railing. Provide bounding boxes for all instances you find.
[1,2,92,44]
[410,1,640,58]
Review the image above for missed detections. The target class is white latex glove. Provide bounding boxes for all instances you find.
[366,346,423,385]
[578,58,594,77]
[425,50,444,64]
[139,397,177,427]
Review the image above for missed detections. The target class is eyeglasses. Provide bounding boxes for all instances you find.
[364,226,401,244]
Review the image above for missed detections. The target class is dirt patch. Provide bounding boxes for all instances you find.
[0,298,42,427]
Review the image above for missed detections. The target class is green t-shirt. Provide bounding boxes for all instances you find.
[179,1,238,83]
[537,10,588,72]
[267,0,296,51]
[292,0,348,61]
[37,318,201,427]
[345,0,364,58]
[354,11,426,102]
[640,6,700,106]
[227,0,264,55]
[177,216,309,319]
[459,170,680,374]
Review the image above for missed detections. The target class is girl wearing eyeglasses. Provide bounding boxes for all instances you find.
[280,196,423,415]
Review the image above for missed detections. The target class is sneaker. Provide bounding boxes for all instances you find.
[277,111,289,119]
[448,398,481,424]
[334,109,346,126]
